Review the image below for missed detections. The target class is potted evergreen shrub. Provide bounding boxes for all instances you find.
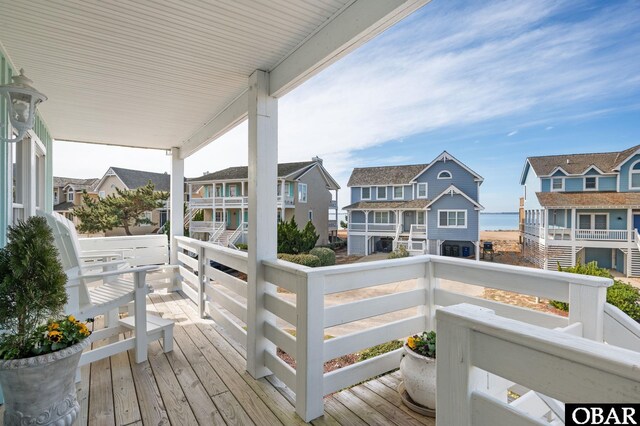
[400,331,436,410]
[0,217,92,426]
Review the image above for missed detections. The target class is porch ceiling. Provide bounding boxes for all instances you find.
[0,0,428,155]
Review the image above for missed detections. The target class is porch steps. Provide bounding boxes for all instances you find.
[213,229,237,247]
[630,247,640,277]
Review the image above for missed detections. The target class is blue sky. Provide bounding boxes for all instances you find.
[55,0,640,212]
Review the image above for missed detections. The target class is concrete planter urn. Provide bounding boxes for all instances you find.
[400,343,436,409]
[0,338,90,426]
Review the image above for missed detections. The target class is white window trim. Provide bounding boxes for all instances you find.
[393,185,404,200]
[140,211,153,226]
[417,211,425,224]
[584,176,598,191]
[550,177,564,192]
[298,183,308,203]
[99,191,106,198]
[376,186,387,200]
[67,191,74,202]
[308,210,313,221]
[361,187,371,200]
[417,182,428,199]
[630,159,640,189]
[373,211,392,224]
[437,209,467,229]
[578,213,608,230]
[437,170,452,179]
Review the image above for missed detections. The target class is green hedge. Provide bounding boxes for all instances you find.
[388,245,409,259]
[277,253,321,268]
[310,247,336,266]
[552,261,640,321]
[358,340,403,361]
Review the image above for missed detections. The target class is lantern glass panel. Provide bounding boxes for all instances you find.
[10,92,32,125]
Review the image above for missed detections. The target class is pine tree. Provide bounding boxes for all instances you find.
[73,182,168,235]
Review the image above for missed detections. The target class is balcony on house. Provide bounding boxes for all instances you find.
[524,209,635,242]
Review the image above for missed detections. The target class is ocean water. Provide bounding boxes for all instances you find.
[480,213,519,231]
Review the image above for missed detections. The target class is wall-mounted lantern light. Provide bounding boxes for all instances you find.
[0,69,47,143]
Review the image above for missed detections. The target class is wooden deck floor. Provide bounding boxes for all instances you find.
[72,292,435,426]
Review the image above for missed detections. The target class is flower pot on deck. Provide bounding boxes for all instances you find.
[0,338,90,426]
[400,343,436,409]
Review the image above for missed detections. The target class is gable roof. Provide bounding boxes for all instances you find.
[426,184,484,210]
[526,144,640,177]
[97,167,171,192]
[187,161,340,190]
[411,151,483,183]
[54,177,99,191]
[347,164,428,186]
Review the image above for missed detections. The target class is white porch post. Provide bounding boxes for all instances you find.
[170,147,184,265]
[17,137,37,218]
[627,208,633,277]
[246,69,278,378]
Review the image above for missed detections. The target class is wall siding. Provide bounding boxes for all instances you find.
[576,209,627,230]
[541,178,551,193]
[565,178,583,192]
[522,163,542,210]
[427,194,479,241]
[619,153,640,192]
[415,159,478,200]
[348,235,366,255]
[599,176,617,191]
[584,247,613,269]
[295,166,332,245]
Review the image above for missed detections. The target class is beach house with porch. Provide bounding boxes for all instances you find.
[2,2,640,424]
[52,176,98,223]
[521,144,640,277]
[187,158,339,247]
[345,151,484,258]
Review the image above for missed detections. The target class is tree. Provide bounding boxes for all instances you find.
[277,217,319,254]
[340,219,348,229]
[73,182,169,236]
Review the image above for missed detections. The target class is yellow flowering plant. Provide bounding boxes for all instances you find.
[29,315,92,357]
[406,331,436,358]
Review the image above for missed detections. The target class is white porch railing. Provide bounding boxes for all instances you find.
[437,304,640,425]
[575,229,628,241]
[172,236,630,422]
[410,224,427,239]
[348,222,397,232]
[189,220,215,233]
[327,219,338,229]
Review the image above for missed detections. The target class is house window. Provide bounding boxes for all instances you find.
[393,186,404,200]
[67,191,74,202]
[286,182,294,197]
[438,210,466,228]
[374,211,390,223]
[584,177,597,190]
[631,161,640,189]
[361,187,371,200]
[417,183,428,199]
[229,184,238,197]
[140,211,153,226]
[298,183,308,203]
[551,178,564,191]
[215,211,223,222]
[215,185,222,197]
[99,191,106,198]
[308,210,313,221]
[376,186,387,199]
[437,170,452,179]
[417,211,425,224]
[578,213,608,230]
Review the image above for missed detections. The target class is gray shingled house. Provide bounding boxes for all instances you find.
[521,144,640,276]
[187,158,340,247]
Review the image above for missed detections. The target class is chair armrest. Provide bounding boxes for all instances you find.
[80,265,160,281]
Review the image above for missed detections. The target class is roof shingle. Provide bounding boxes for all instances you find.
[527,144,640,176]
[110,167,170,192]
[343,199,430,210]
[189,161,315,183]
[536,192,640,207]
[347,164,428,186]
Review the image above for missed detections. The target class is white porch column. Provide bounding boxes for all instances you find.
[170,147,184,265]
[16,137,37,218]
[247,69,278,379]
[628,208,634,277]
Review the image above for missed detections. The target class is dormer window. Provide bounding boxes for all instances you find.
[361,187,371,200]
[551,178,564,191]
[376,186,387,199]
[67,191,74,202]
[584,177,597,191]
[631,161,640,189]
[437,170,452,179]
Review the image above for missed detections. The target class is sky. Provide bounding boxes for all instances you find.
[53,0,640,212]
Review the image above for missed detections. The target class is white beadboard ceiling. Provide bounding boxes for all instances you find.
[0,0,427,153]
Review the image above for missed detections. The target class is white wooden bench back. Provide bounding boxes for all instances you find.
[78,234,170,266]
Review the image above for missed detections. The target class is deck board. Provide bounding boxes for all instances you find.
[68,291,435,426]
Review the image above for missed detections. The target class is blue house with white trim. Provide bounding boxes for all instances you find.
[521,144,640,276]
[345,151,484,258]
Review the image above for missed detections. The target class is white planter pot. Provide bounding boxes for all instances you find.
[0,338,90,426]
[399,343,436,409]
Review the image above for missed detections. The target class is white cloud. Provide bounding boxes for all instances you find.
[507,130,518,137]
